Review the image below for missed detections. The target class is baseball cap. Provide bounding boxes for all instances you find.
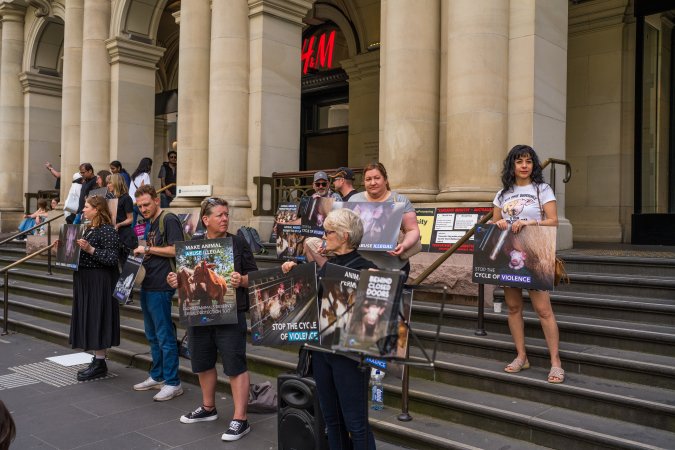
[330,167,354,180]
[313,171,329,182]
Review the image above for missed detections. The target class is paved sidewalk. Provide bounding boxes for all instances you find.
[0,332,406,449]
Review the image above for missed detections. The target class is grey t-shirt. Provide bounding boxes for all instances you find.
[348,191,415,270]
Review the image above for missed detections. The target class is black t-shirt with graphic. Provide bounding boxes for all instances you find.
[141,212,184,291]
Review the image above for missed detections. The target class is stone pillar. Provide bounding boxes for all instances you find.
[173,0,210,207]
[208,0,250,214]
[154,117,168,185]
[79,0,111,171]
[438,0,509,202]
[379,0,440,202]
[341,51,380,169]
[60,0,83,204]
[508,0,571,248]
[107,37,165,181]
[20,73,63,194]
[247,0,313,233]
[0,2,27,213]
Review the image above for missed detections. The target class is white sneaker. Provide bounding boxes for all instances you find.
[133,377,164,391]
[153,384,183,401]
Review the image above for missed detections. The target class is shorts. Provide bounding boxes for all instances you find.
[187,311,248,377]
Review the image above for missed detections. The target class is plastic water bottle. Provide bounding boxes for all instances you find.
[370,369,384,411]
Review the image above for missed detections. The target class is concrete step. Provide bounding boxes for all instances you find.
[559,251,675,278]
[412,302,675,357]
[556,272,675,299]
[409,320,675,389]
[492,289,675,325]
[407,349,675,431]
[0,311,549,450]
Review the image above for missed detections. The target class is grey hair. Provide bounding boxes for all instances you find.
[324,208,364,250]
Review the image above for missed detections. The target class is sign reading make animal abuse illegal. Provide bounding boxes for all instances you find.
[175,238,237,326]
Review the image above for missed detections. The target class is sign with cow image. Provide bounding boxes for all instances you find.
[175,238,237,326]
[248,263,318,346]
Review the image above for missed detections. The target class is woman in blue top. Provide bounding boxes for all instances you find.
[492,145,563,384]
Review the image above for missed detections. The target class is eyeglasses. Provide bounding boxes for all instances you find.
[324,229,336,236]
[314,182,328,187]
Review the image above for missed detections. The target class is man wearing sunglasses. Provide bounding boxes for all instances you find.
[329,167,357,201]
[311,171,341,200]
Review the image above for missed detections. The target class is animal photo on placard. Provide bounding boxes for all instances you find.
[175,238,236,326]
[248,263,318,346]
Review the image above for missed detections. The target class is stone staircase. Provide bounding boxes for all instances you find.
[1,240,674,449]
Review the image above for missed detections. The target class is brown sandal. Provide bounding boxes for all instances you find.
[504,358,530,373]
[548,366,565,384]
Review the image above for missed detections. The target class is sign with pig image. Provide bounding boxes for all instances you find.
[472,224,556,291]
[175,238,237,326]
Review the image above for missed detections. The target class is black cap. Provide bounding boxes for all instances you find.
[330,167,355,180]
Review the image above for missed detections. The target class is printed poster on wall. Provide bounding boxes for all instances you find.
[174,238,237,326]
[472,224,556,291]
[248,263,318,346]
[415,208,436,252]
[333,202,404,251]
[429,207,492,253]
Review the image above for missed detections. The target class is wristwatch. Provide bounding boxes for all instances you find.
[144,245,150,254]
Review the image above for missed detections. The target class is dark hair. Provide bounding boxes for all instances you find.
[200,197,229,227]
[37,198,48,210]
[79,162,93,172]
[131,157,153,180]
[135,184,158,199]
[110,160,122,170]
[168,150,177,157]
[0,400,16,450]
[97,170,111,185]
[498,144,545,201]
[85,195,112,228]
[363,162,391,190]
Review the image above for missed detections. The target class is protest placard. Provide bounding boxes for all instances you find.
[56,224,83,270]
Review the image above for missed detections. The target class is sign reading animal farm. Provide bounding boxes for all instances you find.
[174,238,237,326]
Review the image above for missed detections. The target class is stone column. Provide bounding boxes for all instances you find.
[0,1,27,213]
[107,37,165,180]
[438,0,509,202]
[341,51,380,169]
[79,0,111,171]
[172,0,210,207]
[60,0,83,204]
[379,0,439,202]
[154,117,168,183]
[508,0,571,248]
[20,73,62,194]
[247,0,313,234]
[208,0,250,214]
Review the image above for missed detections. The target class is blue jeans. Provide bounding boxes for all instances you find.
[140,289,179,386]
[160,193,173,208]
[312,352,375,450]
[132,205,140,227]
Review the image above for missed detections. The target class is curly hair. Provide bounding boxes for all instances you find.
[498,145,545,201]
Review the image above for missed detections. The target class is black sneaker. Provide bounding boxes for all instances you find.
[221,420,250,441]
[180,406,218,424]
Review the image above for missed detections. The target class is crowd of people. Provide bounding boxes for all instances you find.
[18,149,562,449]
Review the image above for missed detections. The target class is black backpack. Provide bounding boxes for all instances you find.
[237,226,267,255]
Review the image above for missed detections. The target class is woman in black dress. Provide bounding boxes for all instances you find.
[69,195,121,381]
[107,173,137,268]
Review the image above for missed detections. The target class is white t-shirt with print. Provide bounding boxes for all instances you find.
[129,173,151,199]
[492,183,555,223]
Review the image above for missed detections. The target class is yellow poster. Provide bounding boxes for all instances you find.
[415,208,436,251]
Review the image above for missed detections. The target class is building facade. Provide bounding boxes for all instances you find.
[0,0,673,246]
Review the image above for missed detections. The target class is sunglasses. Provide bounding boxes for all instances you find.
[314,182,328,187]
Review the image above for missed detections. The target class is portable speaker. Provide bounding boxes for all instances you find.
[277,373,329,450]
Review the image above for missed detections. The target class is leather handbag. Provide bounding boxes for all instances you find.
[554,257,570,286]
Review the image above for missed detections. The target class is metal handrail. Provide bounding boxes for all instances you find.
[157,183,176,195]
[0,212,64,247]
[2,241,58,335]
[397,157,572,423]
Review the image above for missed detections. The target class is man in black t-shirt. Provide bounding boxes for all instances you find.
[76,163,97,221]
[330,167,357,201]
[158,150,177,208]
[132,185,184,401]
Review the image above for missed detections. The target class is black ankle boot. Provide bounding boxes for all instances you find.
[77,357,96,376]
[77,358,107,381]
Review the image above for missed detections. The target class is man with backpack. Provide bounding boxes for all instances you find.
[132,185,184,401]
